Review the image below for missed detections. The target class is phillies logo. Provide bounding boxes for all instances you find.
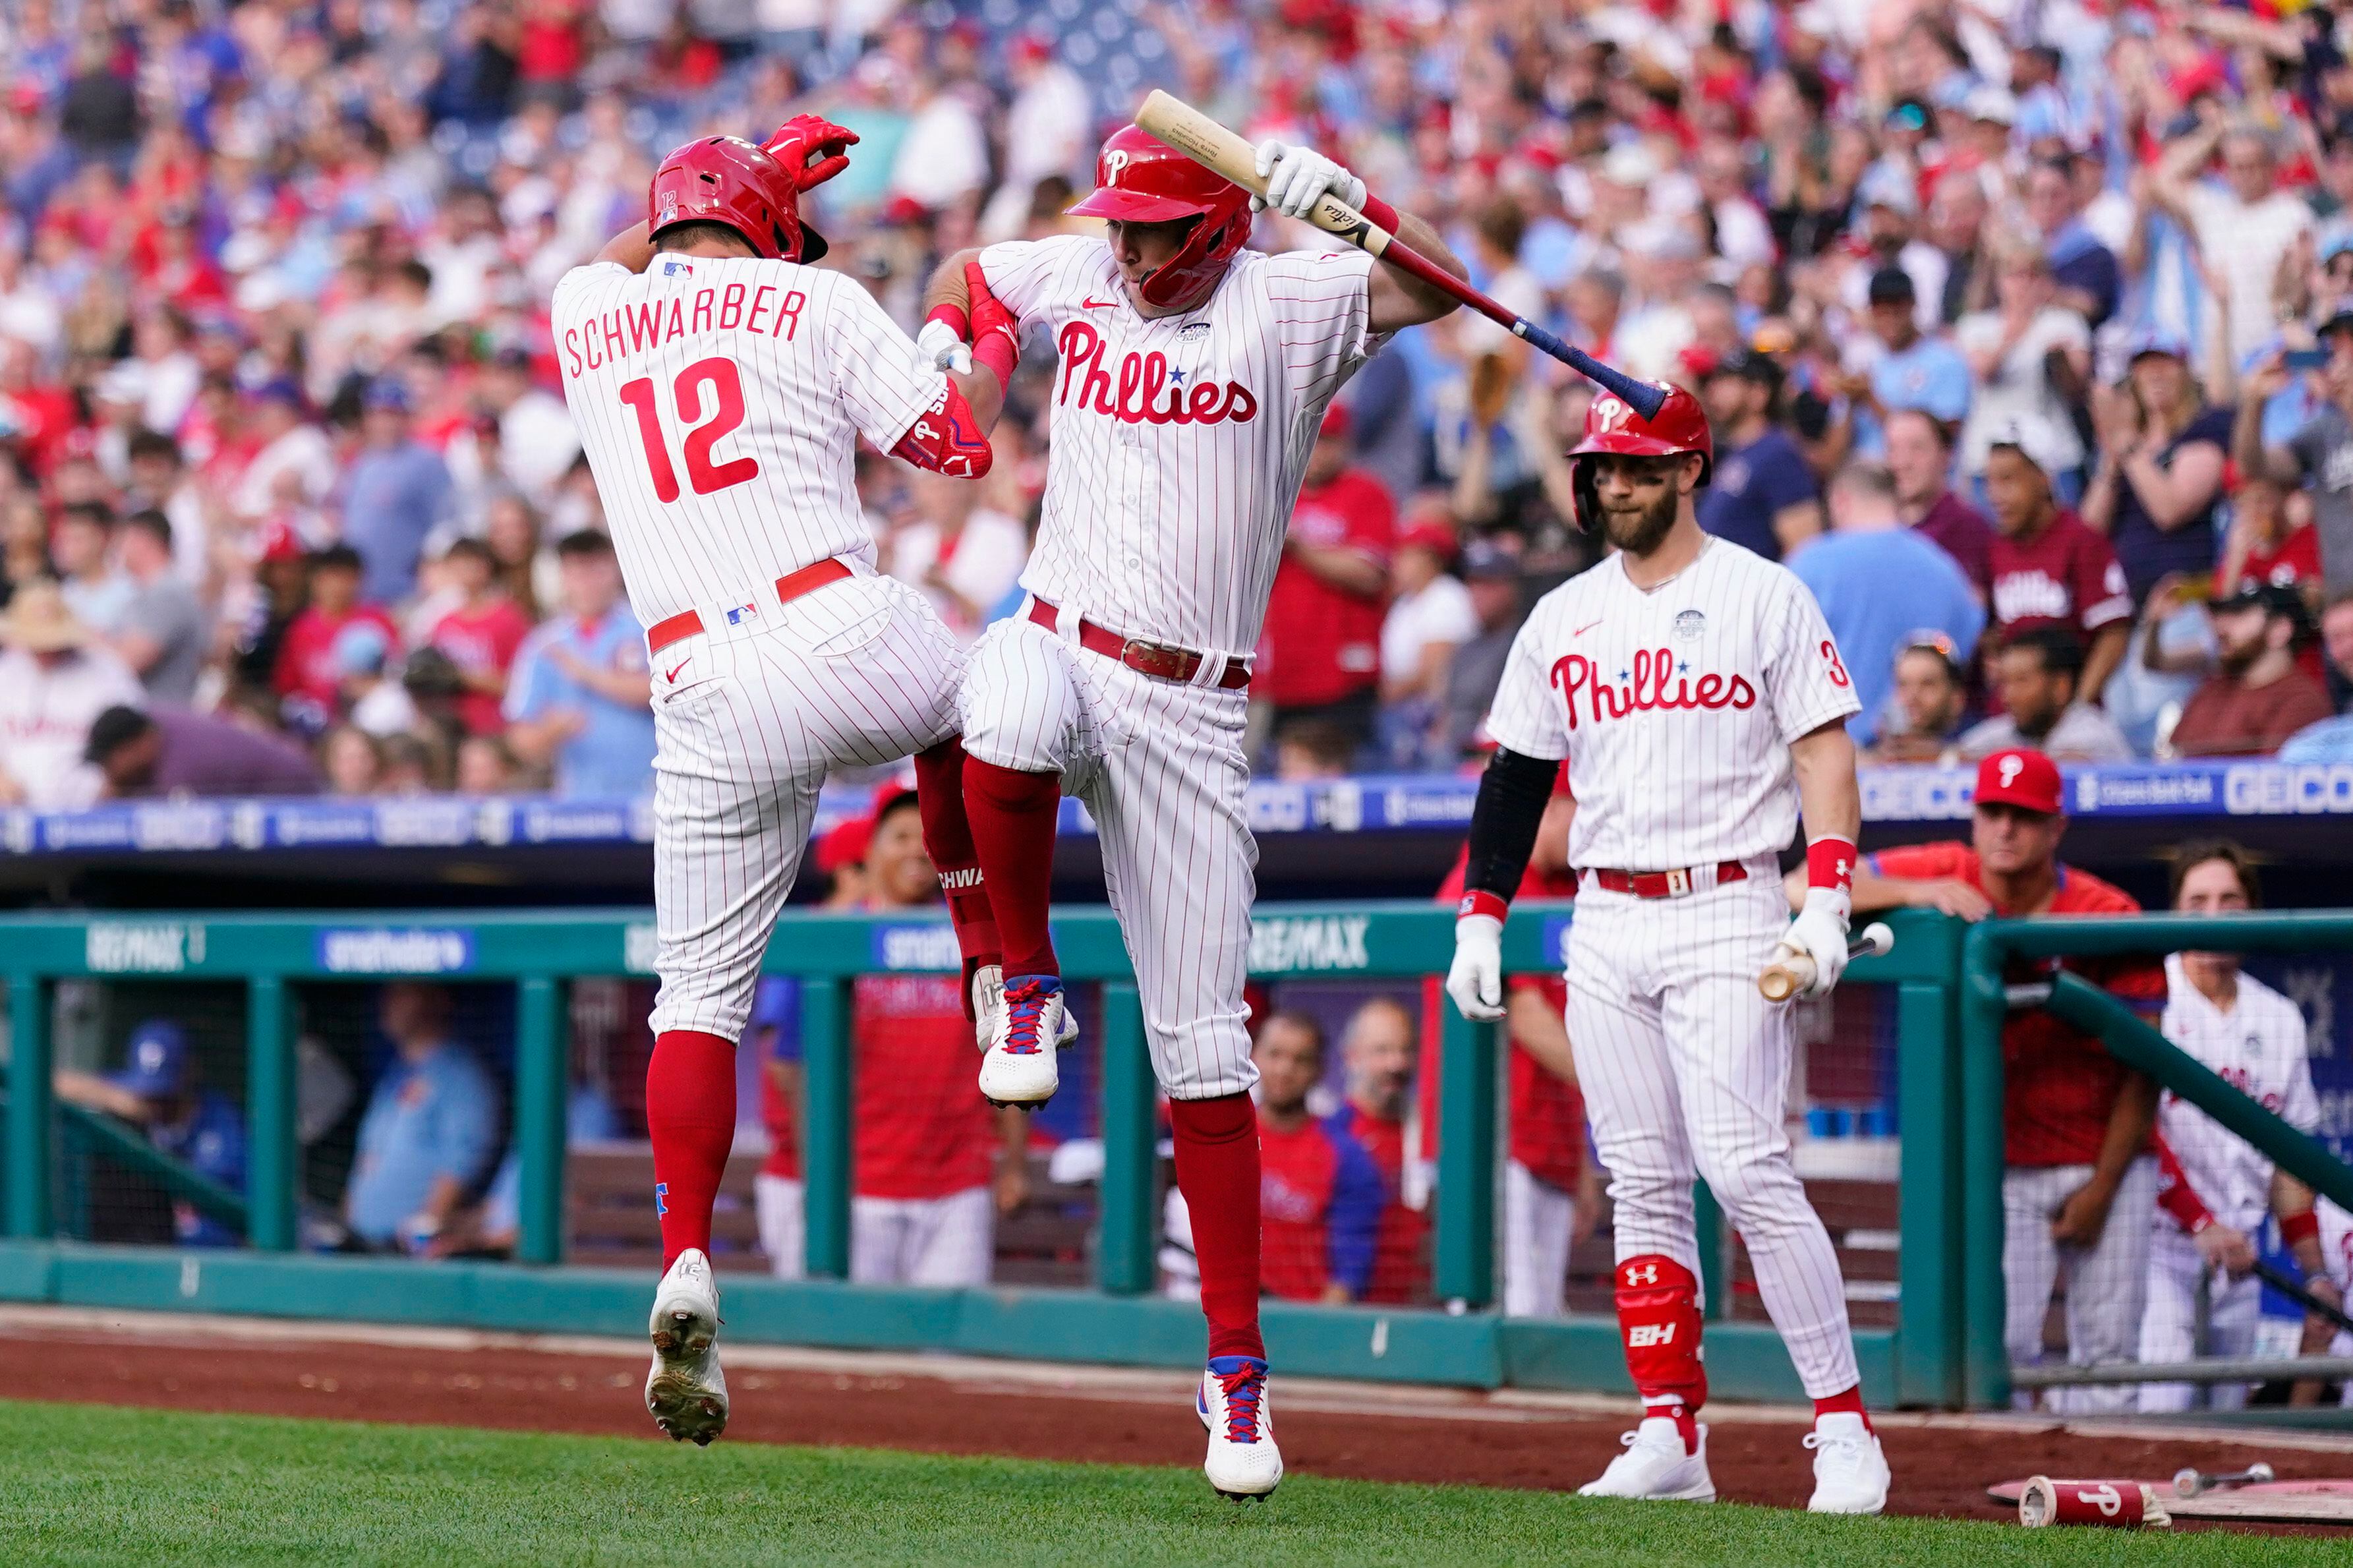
[1055,320,1259,427]
[1552,650,1757,730]
[2077,1484,2122,1518]
[1996,753,2025,790]
[1104,149,1131,185]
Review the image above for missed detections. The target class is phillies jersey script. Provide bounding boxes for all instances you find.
[552,256,952,625]
[1486,538,1861,869]
[2158,954,2319,1233]
[975,234,1381,654]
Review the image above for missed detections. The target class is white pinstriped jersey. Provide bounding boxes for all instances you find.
[552,258,945,626]
[2158,956,2318,1233]
[977,235,1381,656]
[1485,537,1859,869]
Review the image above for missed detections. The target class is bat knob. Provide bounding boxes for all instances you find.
[2172,1467,2201,1497]
[1859,921,1894,958]
[2250,1462,2275,1484]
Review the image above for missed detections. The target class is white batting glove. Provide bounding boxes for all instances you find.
[915,318,972,377]
[1779,888,1853,998]
[1446,912,1506,1022]
[1252,138,1366,219]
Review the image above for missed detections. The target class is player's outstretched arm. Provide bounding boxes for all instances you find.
[593,221,658,274]
[1365,207,1467,332]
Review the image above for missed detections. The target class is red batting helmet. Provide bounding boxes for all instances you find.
[1065,125,1252,310]
[649,136,828,264]
[1566,382,1714,533]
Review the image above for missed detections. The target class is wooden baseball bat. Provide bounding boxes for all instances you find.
[1760,921,1894,1002]
[1132,90,1668,421]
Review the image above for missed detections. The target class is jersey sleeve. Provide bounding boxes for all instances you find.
[825,274,950,455]
[2278,1001,2322,1134]
[1865,841,1971,881]
[1762,569,1863,742]
[2071,531,2134,633]
[550,262,627,331]
[977,236,1086,322]
[1259,248,1383,403]
[1483,605,1571,761]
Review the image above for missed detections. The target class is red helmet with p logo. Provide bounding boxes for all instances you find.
[1065,125,1253,310]
[1565,382,1714,533]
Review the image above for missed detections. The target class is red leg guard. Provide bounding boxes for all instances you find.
[646,1030,738,1268]
[964,756,1060,980]
[914,740,1000,1017]
[1170,1092,1265,1362]
[1813,1384,1871,1432]
[1615,1253,1706,1452]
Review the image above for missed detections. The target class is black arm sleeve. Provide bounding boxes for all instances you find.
[1462,747,1560,904]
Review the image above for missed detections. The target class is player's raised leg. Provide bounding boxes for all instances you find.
[1086,670,1280,1500]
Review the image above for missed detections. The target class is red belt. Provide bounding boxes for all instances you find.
[1585,861,1749,899]
[646,558,853,656]
[1027,596,1250,690]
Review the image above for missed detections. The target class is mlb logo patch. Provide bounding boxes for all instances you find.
[660,257,695,279]
[724,602,759,626]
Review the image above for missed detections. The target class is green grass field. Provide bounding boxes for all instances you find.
[0,1401,2346,1567]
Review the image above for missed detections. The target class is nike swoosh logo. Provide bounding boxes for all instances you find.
[664,660,689,683]
[1082,297,1117,309]
[1573,620,1603,637]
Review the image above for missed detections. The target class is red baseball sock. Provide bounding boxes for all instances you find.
[964,757,1060,979]
[1813,1385,1871,1432]
[646,1029,737,1268]
[1170,1092,1265,1362]
[1614,1253,1707,1455]
[915,740,1000,1014]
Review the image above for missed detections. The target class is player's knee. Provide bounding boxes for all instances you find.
[1689,1147,1800,1224]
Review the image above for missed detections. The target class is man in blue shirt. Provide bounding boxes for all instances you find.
[505,530,655,798]
[53,1019,245,1248]
[337,378,453,606]
[1791,461,1985,745]
[1695,350,1822,561]
[1844,268,1971,459]
[345,982,500,1251]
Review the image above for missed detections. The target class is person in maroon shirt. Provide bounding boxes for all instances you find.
[271,544,401,722]
[426,538,535,737]
[1886,408,1994,602]
[2170,581,2334,756]
[1984,425,2133,702]
[1257,403,1395,752]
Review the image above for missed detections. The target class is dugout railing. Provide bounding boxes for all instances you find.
[0,904,1960,1404]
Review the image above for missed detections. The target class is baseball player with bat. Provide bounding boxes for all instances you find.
[1445,386,1892,1512]
[551,122,1008,1446]
[908,109,1467,1500]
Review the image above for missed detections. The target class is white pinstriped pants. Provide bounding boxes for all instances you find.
[1503,1160,1574,1318]
[959,604,1260,1100]
[2137,1225,2262,1412]
[2002,1157,2157,1413]
[1562,869,1862,1398]
[648,569,962,1041]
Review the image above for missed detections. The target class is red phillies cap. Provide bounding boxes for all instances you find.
[1975,748,2062,816]
[815,815,873,877]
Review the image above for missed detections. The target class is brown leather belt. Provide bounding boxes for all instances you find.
[646,557,854,655]
[1027,596,1250,690]
[1585,861,1749,899]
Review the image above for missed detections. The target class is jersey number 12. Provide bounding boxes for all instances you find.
[618,357,760,502]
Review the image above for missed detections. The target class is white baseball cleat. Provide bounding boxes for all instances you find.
[977,974,1070,1109]
[1804,1412,1890,1514]
[1577,1417,1716,1501]
[645,1248,728,1445]
[1196,1355,1283,1501]
[970,964,1079,1053]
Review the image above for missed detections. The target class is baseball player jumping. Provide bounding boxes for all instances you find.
[912,126,1465,1499]
[1445,387,1892,1513]
[552,122,1007,1446]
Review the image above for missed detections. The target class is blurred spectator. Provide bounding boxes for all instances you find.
[424,538,533,736]
[1695,350,1820,562]
[2238,314,2353,598]
[274,546,400,723]
[886,473,1026,647]
[1886,409,1994,602]
[2280,592,2353,760]
[345,983,501,1253]
[0,583,144,808]
[752,977,805,1281]
[1960,629,2133,764]
[471,346,581,510]
[339,379,453,607]
[1271,718,1354,783]
[109,511,206,704]
[2217,476,2322,610]
[1327,999,1427,1306]
[1984,426,2133,705]
[1868,637,1973,765]
[231,382,335,524]
[1791,463,1983,745]
[85,704,322,799]
[53,1021,244,1249]
[2026,154,2120,330]
[337,620,421,738]
[1851,749,2163,1412]
[2081,334,2232,612]
[504,531,654,798]
[2152,124,2311,374]
[2168,583,2333,757]
[320,724,388,797]
[53,501,131,634]
[454,733,521,792]
[1377,513,1475,770]
[122,431,208,590]
[1258,405,1394,757]
[1433,541,1524,761]
[1956,243,2091,506]
[1841,268,1971,460]
[1254,1010,1383,1306]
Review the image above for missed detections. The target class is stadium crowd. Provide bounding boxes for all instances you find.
[13,1,2353,805]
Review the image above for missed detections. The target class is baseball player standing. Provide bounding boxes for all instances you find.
[912,125,1466,1499]
[1445,385,1892,1513]
[2138,840,2338,1411]
[552,122,1007,1446]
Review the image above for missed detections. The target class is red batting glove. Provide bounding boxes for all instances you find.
[966,260,1019,382]
[761,114,860,192]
